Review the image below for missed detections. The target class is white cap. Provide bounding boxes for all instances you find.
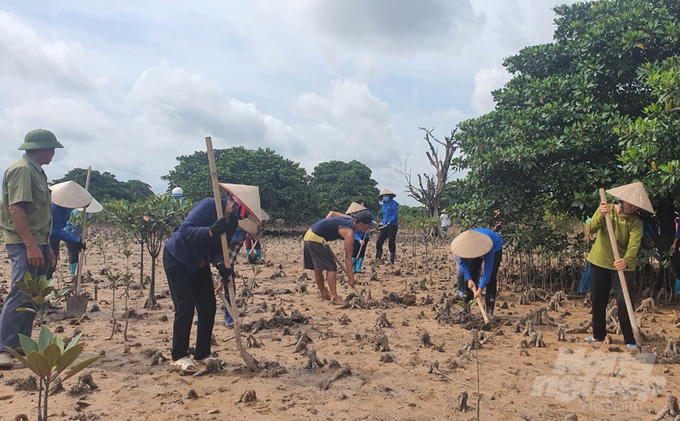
[171,187,184,196]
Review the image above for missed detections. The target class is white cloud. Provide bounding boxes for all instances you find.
[0,1,585,207]
[471,66,512,115]
[0,11,96,93]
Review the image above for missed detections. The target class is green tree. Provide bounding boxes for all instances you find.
[452,0,680,253]
[139,195,191,308]
[617,56,680,271]
[309,160,380,214]
[162,147,318,224]
[53,169,153,202]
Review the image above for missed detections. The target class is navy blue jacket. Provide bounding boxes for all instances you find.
[164,198,237,274]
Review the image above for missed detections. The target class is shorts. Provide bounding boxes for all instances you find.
[303,241,336,271]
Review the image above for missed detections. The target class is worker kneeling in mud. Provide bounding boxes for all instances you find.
[450,228,503,317]
[303,210,374,304]
[163,195,242,374]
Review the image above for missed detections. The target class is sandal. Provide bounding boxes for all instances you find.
[170,357,197,374]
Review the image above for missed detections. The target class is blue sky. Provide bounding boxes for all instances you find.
[0,0,577,206]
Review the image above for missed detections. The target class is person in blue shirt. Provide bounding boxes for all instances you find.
[346,200,371,273]
[375,189,399,264]
[450,228,503,317]
[47,204,85,279]
[163,196,240,373]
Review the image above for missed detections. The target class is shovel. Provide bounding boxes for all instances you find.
[206,136,259,372]
[598,188,643,348]
[470,286,490,325]
[67,166,92,317]
[325,244,361,298]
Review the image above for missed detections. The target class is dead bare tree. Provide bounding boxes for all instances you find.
[396,128,458,229]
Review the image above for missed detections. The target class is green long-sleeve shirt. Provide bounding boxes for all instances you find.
[586,204,642,271]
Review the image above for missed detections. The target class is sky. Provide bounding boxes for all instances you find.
[0,0,578,207]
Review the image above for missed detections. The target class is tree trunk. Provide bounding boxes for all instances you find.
[145,255,157,309]
[139,241,145,289]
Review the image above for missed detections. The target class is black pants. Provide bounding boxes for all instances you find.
[47,239,80,279]
[375,225,398,258]
[456,249,502,315]
[163,248,216,361]
[590,263,635,345]
[352,237,369,258]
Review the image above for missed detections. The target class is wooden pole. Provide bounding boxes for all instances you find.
[329,246,361,297]
[75,166,92,296]
[471,286,490,325]
[598,188,642,348]
[205,136,259,372]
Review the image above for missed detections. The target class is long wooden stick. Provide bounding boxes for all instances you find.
[327,245,361,297]
[75,166,92,296]
[598,188,642,348]
[206,136,259,371]
[471,286,490,325]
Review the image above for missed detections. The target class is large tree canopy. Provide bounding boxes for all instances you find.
[162,147,318,224]
[452,0,680,254]
[52,169,154,202]
[309,160,380,215]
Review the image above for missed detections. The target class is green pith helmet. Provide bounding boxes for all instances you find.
[18,129,64,150]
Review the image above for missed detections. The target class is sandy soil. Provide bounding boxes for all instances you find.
[1,231,679,421]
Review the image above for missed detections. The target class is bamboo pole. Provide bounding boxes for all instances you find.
[328,245,361,297]
[598,188,642,348]
[471,286,490,325]
[75,166,91,296]
[205,136,259,372]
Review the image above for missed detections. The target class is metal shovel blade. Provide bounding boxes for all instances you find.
[66,295,88,317]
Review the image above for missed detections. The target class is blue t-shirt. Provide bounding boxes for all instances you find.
[458,228,503,290]
[311,217,353,241]
[49,204,79,244]
[164,198,237,274]
[381,198,398,225]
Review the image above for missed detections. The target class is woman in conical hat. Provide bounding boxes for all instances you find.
[584,181,652,348]
[346,200,372,273]
[450,228,503,317]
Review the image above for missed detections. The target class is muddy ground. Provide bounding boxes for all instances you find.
[1,233,679,421]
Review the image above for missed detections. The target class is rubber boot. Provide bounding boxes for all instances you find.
[351,257,357,273]
[255,249,262,261]
[486,295,496,317]
[70,263,78,276]
[389,252,395,265]
[675,278,680,295]
[355,258,364,273]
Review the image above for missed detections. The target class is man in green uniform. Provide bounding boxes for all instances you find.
[0,129,62,369]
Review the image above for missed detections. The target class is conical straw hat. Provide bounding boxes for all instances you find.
[218,183,264,223]
[50,181,92,209]
[345,202,366,215]
[378,189,396,198]
[261,209,270,222]
[450,230,493,259]
[238,215,261,235]
[86,196,103,213]
[606,182,655,214]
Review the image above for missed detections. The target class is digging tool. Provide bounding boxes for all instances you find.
[470,286,490,325]
[355,231,369,263]
[598,188,643,348]
[325,244,361,297]
[206,136,260,372]
[67,166,92,317]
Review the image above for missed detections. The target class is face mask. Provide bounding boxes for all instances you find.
[382,196,390,203]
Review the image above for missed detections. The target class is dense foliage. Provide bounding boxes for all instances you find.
[451,0,680,262]
[310,160,380,215]
[162,147,318,224]
[52,169,153,202]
